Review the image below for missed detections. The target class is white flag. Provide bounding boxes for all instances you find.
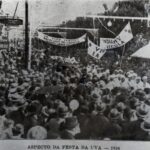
[100,22,133,49]
[88,39,106,59]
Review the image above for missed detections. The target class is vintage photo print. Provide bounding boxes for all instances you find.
[0,0,150,149]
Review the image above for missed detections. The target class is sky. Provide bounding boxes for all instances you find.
[1,0,120,27]
[1,0,124,38]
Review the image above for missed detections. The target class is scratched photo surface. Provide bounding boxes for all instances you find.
[0,0,150,141]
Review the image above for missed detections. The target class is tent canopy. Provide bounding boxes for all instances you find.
[131,42,150,59]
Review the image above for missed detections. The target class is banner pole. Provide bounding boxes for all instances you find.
[28,23,32,70]
[25,0,29,70]
[120,44,126,69]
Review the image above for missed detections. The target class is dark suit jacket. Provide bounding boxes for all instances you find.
[77,114,91,139]
[89,113,110,139]
[105,121,122,140]
[6,109,25,124]
[60,130,75,139]
[122,119,143,140]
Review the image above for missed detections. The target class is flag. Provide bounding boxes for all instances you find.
[100,22,133,49]
[112,2,119,13]
[88,39,106,59]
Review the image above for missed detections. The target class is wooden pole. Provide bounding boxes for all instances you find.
[28,22,32,70]
[25,0,29,69]
[85,15,150,21]
[120,45,126,68]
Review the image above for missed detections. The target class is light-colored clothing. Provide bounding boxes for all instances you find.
[143,82,150,89]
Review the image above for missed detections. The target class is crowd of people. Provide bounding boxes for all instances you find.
[0,44,150,141]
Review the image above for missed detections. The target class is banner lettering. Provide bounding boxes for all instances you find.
[35,31,86,47]
[100,22,133,49]
[88,39,106,59]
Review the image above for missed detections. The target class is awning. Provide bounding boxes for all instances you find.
[131,42,150,59]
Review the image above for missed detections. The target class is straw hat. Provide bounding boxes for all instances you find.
[141,117,150,132]
[9,93,26,104]
[109,108,120,120]
[27,126,47,139]
[117,102,126,112]
[136,104,149,119]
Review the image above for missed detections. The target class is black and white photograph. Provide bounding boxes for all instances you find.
[0,0,150,144]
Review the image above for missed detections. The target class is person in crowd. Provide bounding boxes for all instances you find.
[60,117,80,139]
[142,76,150,89]
[0,44,150,141]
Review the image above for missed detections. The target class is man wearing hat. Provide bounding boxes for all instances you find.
[127,73,136,90]
[135,76,144,90]
[124,104,149,140]
[11,123,24,139]
[56,106,70,124]
[142,76,150,89]
[137,117,150,140]
[89,102,110,139]
[75,105,92,139]
[6,105,26,125]
[46,118,61,139]
[91,83,102,98]
[135,89,147,103]
[105,108,122,140]
[96,68,103,79]
[105,75,115,91]
[47,104,70,132]
[23,101,43,136]
[60,117,80,139]
[128,97,140,122]
[120,75,128,89]
[116,102,126,122]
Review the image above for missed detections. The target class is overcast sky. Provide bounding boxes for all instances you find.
[2,0,121,28]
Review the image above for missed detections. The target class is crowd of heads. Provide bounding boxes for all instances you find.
[0,45,150,140]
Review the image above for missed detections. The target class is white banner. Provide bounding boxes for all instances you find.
[88,39,106,59]
[100,22,133,49]
[35,31,86,47]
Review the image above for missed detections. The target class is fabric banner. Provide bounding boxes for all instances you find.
[88,39,106,59]
[100,22,133,49]
[34,31,86,47]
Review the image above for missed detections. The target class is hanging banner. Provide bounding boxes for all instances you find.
[34,31,86,47]
[88,39,106,59]
[100,22,133,49]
